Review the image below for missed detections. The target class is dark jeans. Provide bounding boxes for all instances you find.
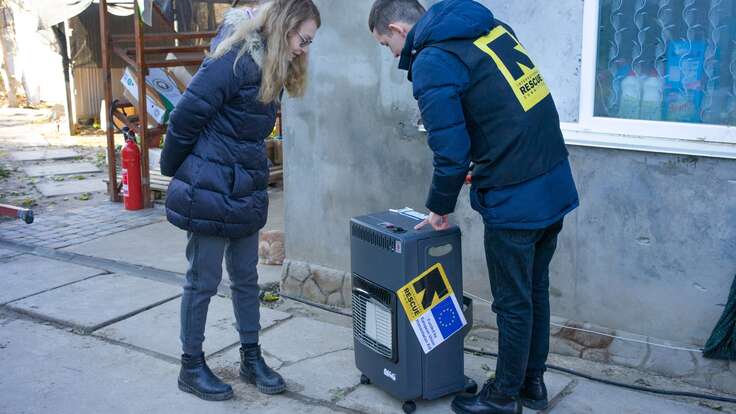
[180,231,261,356]
[483,220,563,397]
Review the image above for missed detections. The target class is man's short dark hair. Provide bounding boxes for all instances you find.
[368,0,426,34]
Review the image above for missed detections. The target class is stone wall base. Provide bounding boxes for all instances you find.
[280,260,351,308]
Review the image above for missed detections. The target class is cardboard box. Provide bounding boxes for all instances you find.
[165,52,204,89]
[145,68,183,111]
[120,67,168,125]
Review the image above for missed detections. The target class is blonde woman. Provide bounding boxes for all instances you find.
[160,0,321,401]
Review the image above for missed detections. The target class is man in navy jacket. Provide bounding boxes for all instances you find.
[369,1,579,413]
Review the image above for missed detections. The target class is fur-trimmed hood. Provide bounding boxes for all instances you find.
[212,7,265,68]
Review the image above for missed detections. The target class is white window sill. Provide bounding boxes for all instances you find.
[416,122,736,159]
[561,123,736,160]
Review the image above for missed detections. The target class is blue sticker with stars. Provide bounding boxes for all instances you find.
[399,263,467,353]
[431,296,465,339]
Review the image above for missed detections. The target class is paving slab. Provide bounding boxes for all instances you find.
[96,296,291,360]
[35,175,107,197]
[64,221,188,272]
[0,316,342,414]
[0,134,48,146]
[23,161,100,177]
[0,247,21,259]
[336,353,572,414]
[279,349,362,402]
[548,379,719,414]
[64,221,284,286]
[0,254,105,305]
[260,317,353,363]
[10,148,78,162]
[8,273,181,332]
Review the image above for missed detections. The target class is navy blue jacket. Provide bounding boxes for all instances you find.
[400,0,578,228]
[160,25,277,238]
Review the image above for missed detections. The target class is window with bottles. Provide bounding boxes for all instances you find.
[593,0,736,127]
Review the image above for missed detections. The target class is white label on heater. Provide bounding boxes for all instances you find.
[364,301,392,350]
[410,294,466,354]
[383,368,397,381]
[390,207,427,221]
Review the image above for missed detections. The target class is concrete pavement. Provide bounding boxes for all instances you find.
[1,127,734,414]
[1,234,734,413]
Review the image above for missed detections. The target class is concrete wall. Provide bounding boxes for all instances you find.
[282,0,735,351]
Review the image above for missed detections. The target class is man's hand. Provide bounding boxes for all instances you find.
[415,211,450,231]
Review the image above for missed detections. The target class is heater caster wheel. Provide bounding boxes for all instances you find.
[402,401,416,414]
[360,374,371,385]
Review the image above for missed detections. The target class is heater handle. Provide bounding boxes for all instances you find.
[461,295,474,337]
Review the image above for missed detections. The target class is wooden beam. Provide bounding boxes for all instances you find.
[111,31,217,42]
[143,59,204,68]
[133,3,152,208]
[118,45,208,56]
[113,46,139,70]
[140,45,208,55]
[100,0,120,202]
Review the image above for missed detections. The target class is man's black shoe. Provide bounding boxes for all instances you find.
[451,380,522,414]
[519,374,548,410]
[178,353,233,401]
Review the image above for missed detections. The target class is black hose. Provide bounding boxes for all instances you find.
[464,347,736,405]
[275,294,736,404]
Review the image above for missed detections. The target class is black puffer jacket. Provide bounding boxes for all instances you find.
[160,11,277,238]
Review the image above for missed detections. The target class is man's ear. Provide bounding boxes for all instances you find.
[387,23,408,38]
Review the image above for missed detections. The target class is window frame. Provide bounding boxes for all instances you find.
[563,0,736,159]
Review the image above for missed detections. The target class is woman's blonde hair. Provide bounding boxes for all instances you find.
[210,0,321,103]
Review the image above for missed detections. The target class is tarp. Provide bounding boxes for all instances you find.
[32,0,140,29]
[704,274,736,361]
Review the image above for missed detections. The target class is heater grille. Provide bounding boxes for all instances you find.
[352,276,395,360]
[351,222,400,253]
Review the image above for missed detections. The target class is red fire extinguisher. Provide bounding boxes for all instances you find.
[121,127,143,211]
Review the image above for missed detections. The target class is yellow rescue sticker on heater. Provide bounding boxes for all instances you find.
[397,263,467,353]
[397,263,454,322]
[473,25,550,112]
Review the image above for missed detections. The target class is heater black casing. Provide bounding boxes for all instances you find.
[350,210,473,402]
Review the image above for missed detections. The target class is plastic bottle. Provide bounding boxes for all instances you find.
[618,71,642,119]
[640,71,664,120]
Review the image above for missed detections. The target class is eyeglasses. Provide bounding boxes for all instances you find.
[297,32,313,48]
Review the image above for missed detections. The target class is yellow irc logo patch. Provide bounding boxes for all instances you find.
[474,26,550,112]
[397,263,454,322]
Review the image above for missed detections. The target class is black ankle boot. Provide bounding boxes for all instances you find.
[178,353,233,401]
[451,380,522,414]
[239,345,286,395]
[519,374,548,410]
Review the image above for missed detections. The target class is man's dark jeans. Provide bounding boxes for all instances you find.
[483,220,563,397]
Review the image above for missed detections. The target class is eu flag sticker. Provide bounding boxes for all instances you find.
[431,295,466,339]
[398,263,468,353]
